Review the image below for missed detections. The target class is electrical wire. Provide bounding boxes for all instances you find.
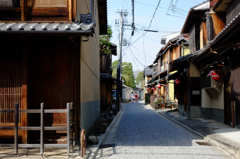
[131,0,162,45]
[131,46,155,59]
[129,49,141,71]
[166,0,173,15]
[129,46,146,67]
[166,14,185,19]
[134,1,169,10]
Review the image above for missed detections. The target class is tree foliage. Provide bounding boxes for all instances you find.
[135,71,144,87]
[112,60,136,88]
[100,26,113,54]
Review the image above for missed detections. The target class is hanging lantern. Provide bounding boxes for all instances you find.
[157,84,161,88]
[212,72,220,81]
[175,79,181,85]
[153,87,156,91]
[146,87,149,90]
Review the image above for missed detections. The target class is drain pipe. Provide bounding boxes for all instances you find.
[91,0,94,20]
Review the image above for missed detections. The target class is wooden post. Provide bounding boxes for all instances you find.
[21,0,26,21]
[68,0,73,22]
[80,129,86,158]
[232,101,235,128]
[70,102,74,149]
[21,44,28,144]
[14,103,19,156]
[40,103,44,158]
[67,103,70,157]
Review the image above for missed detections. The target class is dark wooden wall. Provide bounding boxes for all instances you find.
[0,35,81,144]
[230,50,240,127]
[189,24,196,53]
[28,37,80,143]
[100,79,112,113]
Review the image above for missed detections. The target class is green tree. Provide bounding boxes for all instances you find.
[112,60,136,88]
[135,71,144,87]
[100,26,113,54]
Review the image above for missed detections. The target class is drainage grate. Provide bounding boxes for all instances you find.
[100,143,117,149]
[196,142,212,146]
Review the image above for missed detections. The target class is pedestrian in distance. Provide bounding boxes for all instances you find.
[135,92,138,103]
[130,92,134,103]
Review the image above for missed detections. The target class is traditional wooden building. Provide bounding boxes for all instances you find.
[210,0,240,128]
[0,0,108,145]
[149,34,189,102]
[100,43,117,113]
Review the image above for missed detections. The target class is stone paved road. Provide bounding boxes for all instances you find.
[96,101,231,159]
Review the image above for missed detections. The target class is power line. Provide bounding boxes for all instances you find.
[129,46,146,67]
[174,0,178,6]
[130,44,156,59]
[166,0,173,15]
[135,30,160,43]
[166,14,185,19]
[134,1,168,10]
[129,50,141,71]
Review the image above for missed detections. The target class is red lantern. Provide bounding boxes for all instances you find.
[147,87,149,90]
[175,79,181,85]
[212,72,220,81]
[157,84,161,88]
[153,87,156,91]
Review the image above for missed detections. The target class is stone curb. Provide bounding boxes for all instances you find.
[88,104,126,159]
[157,111,237,159]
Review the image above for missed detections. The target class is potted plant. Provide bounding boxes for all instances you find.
[153,100,158,109]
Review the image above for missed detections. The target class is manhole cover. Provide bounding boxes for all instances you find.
[197,127,210,131]
[100,143,117,149]
[196,142,212,146]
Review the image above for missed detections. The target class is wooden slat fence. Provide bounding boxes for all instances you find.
[0,102,76,158]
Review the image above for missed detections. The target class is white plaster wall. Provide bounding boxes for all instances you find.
[190,61,200,77]
[201,78,224,110]
[169,80,174,101]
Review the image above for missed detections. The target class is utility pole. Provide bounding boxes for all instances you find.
[116,10,125,112]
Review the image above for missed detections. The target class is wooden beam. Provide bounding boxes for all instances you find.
[27,8,69,16]
[21,44,28,144]
[21,0,26,21]
[72,0,77,21]
[68,0,72,22]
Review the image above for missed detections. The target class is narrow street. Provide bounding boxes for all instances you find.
[96,101,231,159]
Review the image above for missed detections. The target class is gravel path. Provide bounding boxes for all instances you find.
[97,101,231,159]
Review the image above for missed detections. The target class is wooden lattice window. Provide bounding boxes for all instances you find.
[0,45,22,124]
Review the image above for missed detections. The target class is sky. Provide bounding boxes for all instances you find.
[107,0,205,71]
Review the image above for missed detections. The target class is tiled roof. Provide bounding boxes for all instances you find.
[144,68,153,76]
[0,22,94,33]
[0,13,95,34]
